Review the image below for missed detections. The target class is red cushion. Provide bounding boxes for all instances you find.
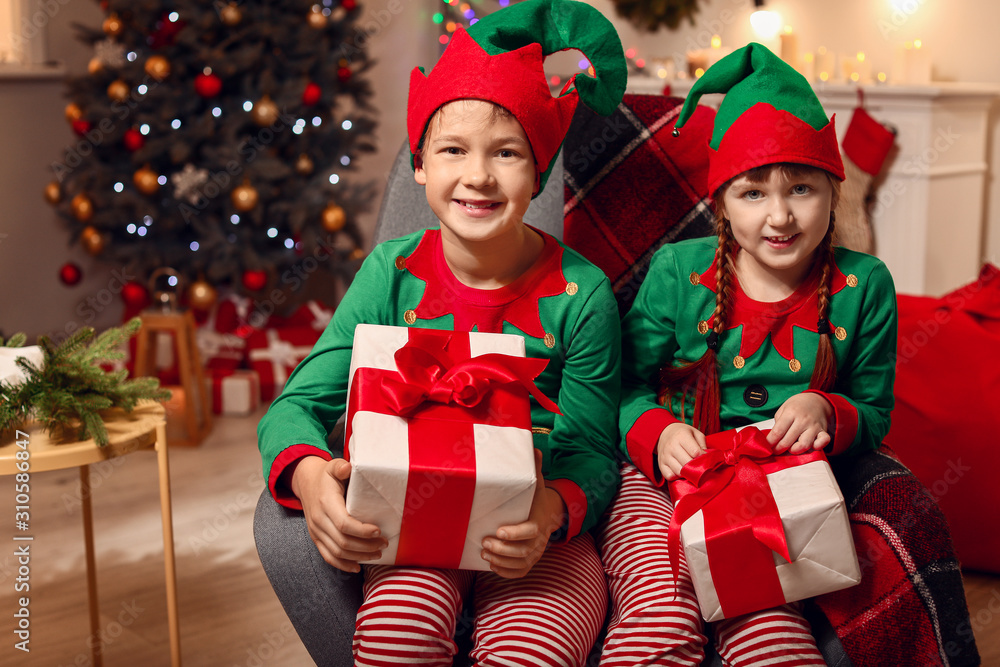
[885,264,1000,573]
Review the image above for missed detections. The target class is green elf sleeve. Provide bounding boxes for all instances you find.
[257,243,392,507]
[618,245,687,485]
[543,275,622,539]
[807,258,897,455]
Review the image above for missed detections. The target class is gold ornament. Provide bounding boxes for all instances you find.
[220,2,242,25]
[349,248,366,261]
[107,79,129,103]
[43,181,61,205]
[231,180,259,212]
[71,193,94,222]
[65,102,83,123]
[133,165,160,195]
[321,204,346,232]
[250,94,280,127]
[103,13,124,37]
[80,226,105,255]
[187,278,218,311]
[307,7,328,29]
[144,55,171,81]
[295,153,314,175]
[88,57,104,75]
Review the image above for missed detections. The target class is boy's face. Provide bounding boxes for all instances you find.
[414,100,537,247]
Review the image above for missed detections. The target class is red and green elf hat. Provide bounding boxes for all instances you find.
[407,0,627,195]
[673,42,845,196]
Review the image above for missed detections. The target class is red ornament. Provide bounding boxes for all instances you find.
[124,128,145,151]
[149,11,186,49]
[122,281,150,310]
[59,262,83,286]
[337,66,352,83]
[302,82,322,106]
[242,269,267,292]
[72,119,92,136]
[195,72,223,98]
[342,0,357,10]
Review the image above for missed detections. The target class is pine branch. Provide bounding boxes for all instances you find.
[0,318,171,446]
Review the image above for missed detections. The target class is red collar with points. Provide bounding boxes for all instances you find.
[696,251,848,362]
[404,229,568,339]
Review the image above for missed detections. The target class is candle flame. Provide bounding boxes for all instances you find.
[711,35,722,49]
[914,39,923,49]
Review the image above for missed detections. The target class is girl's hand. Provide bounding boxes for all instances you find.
[290,456,387,573]
[481,450,565,579]
[656,422,707,481]
[767,393,834,454]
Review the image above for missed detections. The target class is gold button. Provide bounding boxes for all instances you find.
[565,282,578,295]
[846,274,858,288]
[697,320,709,335]
[403,309,416,325]
[789,358,802,373]
[689,272,700,286]
[543,333,556,348]
[733,355,745,369]
[835,326,847,341]
[395,255,407,270]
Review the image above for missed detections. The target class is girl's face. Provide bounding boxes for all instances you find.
[721,166,835,290]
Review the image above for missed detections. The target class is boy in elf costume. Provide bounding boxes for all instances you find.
[597,44,897,664]
[257,0,626,663]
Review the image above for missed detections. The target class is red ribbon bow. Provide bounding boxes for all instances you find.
[667,427,794,605]
[380,342,562,418]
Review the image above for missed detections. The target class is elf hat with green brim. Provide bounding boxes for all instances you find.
[673,42,845,196]
[407,0,627,196]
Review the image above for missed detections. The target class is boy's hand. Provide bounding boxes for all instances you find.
[290,456,387,573]
[767,393,834,454]
[656,422,707,481]
[481,450,565,579]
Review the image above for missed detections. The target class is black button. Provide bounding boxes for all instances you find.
[743,384,768,408]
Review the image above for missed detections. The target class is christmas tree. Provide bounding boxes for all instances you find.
[46,0,377,309]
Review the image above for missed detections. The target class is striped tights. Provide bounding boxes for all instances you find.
[353,533,607,666]
[596,463,826,666]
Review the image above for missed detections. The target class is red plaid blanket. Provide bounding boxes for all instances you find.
[563,94,980,666]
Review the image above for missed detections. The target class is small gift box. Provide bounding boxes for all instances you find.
[344,324,558,571]
[247,327,319,401]
[668,421,861,621]
[207,369,260,416]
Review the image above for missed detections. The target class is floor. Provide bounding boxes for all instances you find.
[1,407,997,666]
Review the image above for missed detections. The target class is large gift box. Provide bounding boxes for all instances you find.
[344,324,558,571]
[668,421,861,621]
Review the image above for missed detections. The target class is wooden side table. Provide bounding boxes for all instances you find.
[0,402,181,667]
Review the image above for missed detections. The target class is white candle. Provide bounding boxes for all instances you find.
[892,43,909,84]
[780,27,799,70]
[855,52,872,84]
[816,47,836,83]
[908,39,931,84]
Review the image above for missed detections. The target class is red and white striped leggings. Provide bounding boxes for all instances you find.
[596,463,825,666]
[353,533,607,666]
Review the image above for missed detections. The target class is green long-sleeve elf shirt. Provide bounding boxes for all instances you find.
[258,227,622,540]
[620,237,897,485]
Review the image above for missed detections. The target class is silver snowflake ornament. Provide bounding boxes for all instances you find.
[95,39,127,68]
[171,164,210,204]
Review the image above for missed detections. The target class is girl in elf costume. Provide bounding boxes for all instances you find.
[257,1,626,664]
[597,43,897,664]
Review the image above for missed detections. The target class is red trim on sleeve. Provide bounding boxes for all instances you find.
[545,478,587,543]
[268,444,334,510]
[805,390,858,456]
[626,409,681,487]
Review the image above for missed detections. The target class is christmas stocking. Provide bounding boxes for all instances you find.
[834,106,895,253]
